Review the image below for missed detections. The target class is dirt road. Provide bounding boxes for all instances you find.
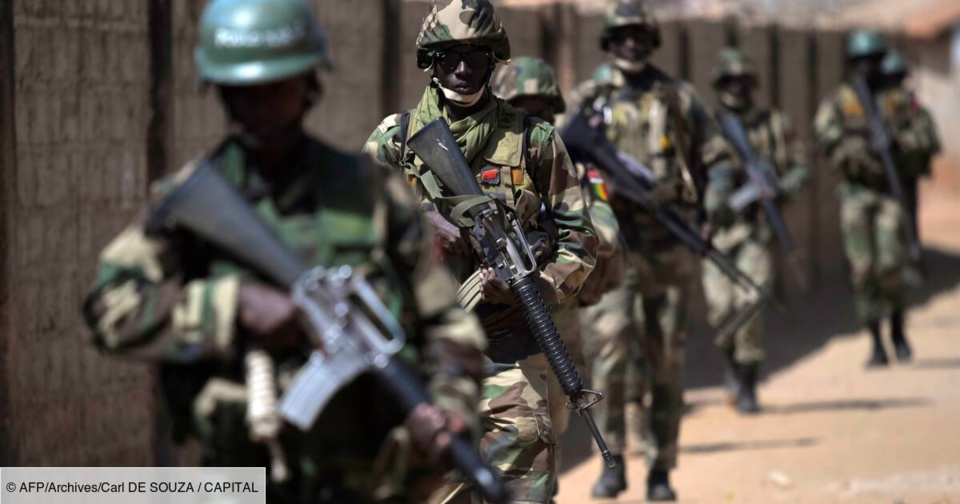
[556,190,960,504]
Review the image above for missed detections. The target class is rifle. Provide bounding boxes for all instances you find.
[147,159,509,504]
[851,74,922,262]
[406,118,617,469]
[560,111,780,342]
[718,112,808,289]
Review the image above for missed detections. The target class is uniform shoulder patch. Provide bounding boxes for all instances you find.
[377,113,401,134]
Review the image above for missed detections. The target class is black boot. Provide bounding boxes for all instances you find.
[723,347,742,405]
[736,362,760,414]
[591,454,626,499]
[891,311,913,362]
[865,320,889,368]
[646,469,677,501]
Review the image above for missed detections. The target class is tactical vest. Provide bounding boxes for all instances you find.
[835,85,889,189]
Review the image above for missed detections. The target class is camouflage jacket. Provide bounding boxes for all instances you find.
[814,82,940,194]
[575,161,625,305]
[708,104,809,250]
[572,64,734,253]
[365,87,598,339]
[82,136,485,500]
[878,86,941,180]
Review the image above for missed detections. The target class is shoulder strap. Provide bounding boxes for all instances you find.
[398,110,411,165]
[522,113,533,174]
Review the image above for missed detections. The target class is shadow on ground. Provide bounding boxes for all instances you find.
[679,436,818,455]
[559,246,960,475]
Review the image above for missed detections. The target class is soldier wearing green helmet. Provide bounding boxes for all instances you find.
[705,48,808,414]
[878,51,942,281]
[570,0,735,500]
[83,1,487,502]
[815,30,940,368]
[366,2,598,503]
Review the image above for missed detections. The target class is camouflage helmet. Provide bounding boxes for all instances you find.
[712,48,757,87]
[846,29,887,60]
[416,0,511,68]
[882,50,909,77]
[601,0,661,52]
[194,0,328,86]
[490,57,566,113]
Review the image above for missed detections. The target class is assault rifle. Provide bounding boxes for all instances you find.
[147,159,508,504]
[851,74,922,262]
[560,112,780,342]
[407,118,617,469]
[718,112,807,289]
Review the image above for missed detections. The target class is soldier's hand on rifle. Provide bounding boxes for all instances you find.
[404,403,468,463]
[480,268,515,305]
[425,210,470,256]
[238,283,302,350]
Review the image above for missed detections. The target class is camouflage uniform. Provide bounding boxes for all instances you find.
[82,2,485,503]
[879,51,942,248]
[704,49,808,367]
[365,4,598,503]
[814,37,938,324]
[573,0,733,483]
[491,56,625,440]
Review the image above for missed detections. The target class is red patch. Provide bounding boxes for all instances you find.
[481,168,500,185]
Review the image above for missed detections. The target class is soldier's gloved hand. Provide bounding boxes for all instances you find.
[424,210,470,256]
[404,403,468,464]
[480,267,515,305]
[238,283,302,351]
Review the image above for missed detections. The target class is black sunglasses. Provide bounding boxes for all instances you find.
[434,48,493,72]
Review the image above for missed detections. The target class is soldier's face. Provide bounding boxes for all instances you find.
[220,76,310,139]
[717,76,753,109]
[433,45,493,96]
[610,25,653,63]
[510,96,556,124]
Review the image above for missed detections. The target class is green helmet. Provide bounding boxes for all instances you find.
[601,0,661,52]
[712,48,757,87]
[490,57,566,113]
[882,50,909,77]
[194,0,328,86]
[416,0,510,68]
[846,30,887,60]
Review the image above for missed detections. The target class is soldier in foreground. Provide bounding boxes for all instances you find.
[878,51,941,257]
[705,48,808,413]
[814,31,939,367]
[365,1,598,502]
[491,56,626,503]
[572,0,734,500]
[82,1,486,502]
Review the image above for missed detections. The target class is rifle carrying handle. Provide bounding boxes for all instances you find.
[375,359,509,504]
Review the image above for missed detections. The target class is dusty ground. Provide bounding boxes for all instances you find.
[556,189,960,504]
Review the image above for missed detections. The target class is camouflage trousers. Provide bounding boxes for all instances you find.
[582,245,694,470]
[431,353,555,504]
[839,185,910,321]
[702,234,773,364]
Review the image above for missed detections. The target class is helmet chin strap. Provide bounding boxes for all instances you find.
[614,57,647,73]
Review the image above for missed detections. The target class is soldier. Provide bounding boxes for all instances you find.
[572,0,734,500]
[704,48,808,413]
[878,51,941,252]
[364,2,598,503]
[82,1,486,503]
[490,56,626,503]
[814,31,939,367]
